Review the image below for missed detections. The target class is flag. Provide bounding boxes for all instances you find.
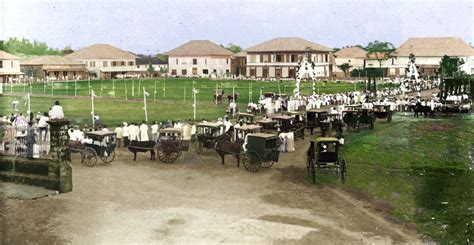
[144,90,149,96]
[91,90,97,98]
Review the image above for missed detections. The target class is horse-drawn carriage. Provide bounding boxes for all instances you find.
[272,115,305,140]
[306,137,347,184]
[241,133,280,172]
[68,131,117,167]
[342,110,359,130]
[195,122,224,154]
[236,113,255,124]
[373,104,392,123]
[156,128,190,163]
[358,108,375,129]
[306,109,328,135]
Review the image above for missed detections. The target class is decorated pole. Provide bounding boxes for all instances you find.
[132,80,135,97]
[88,77,91,95]
[66,81,69,95]
[124,80,128,101]
[100,80,103,97]
[163,79,166,99]
[192,86,198,120]
[74,79,77,97]
[143,87,149,122]
[112,79,115,97]
[184,81,187,102]
[51,80,54,96]
[153,80,157,101]
[312,80,316,96]
[27,93,31,116]
[43,81,46,94]
[91,90,96,129]
[138,79,141,97]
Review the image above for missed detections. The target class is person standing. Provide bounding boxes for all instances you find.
[114,125,123,148]
[26,122,36,159]
[139,121,149,141]
[122,122,130,147]
[49,101,64,119]
[151,121,159,143]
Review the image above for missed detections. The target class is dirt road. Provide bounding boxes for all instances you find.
[1,137,420,244]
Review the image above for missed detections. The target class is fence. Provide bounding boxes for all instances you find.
[0,125,51,158]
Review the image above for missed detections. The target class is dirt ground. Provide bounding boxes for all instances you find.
[0,135,421,245]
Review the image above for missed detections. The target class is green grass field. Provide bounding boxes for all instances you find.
[328,115,473,243]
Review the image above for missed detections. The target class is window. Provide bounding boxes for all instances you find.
[225,69,229,74]
[128,61,134,66]
[325,54,328,62]
[203,69,209,75]
[348,59,351,63]
[193,59,197,65]
[213,69,217,73]
[11,61,13,67]
[226,59,229,64]
[121,61,126,66]
[192,68,198,75]
[176,58,179,65]
[103,61,108,67]
[0,61,3,68]
[171,69,177,75]
[112,61,117,67]
[205,59,207,65]
[90,61,96,67]
[290,55,297,63]
[182,69,187,75]
[276,55,282,62]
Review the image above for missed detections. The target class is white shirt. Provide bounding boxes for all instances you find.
[139,124,149,141]
[114,127,123,138]
[38,116,49,128]
[122,125,129,137]
[49,105,64,119]
[151,124,159,134]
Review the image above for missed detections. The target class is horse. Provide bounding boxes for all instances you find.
[227,93,240,104]
[128,140,156,161]
[215,127,242,167]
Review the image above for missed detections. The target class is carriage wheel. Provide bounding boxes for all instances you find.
[340,159,347,184]
[101,150,115,164]
[306,155,316,184]
[82,147,97,167]
[195,142,204,154]
[261,161,274,168]
[157,145,180,163]
[242,152,262,172]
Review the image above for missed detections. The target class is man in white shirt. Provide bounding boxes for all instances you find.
[139,121,149,141]
[49,101,64,119]
[114,125,123,148]
[122,122,130,147]
[151,121,159,143]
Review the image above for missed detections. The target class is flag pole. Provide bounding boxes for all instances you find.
[74,79,77,97]
[143,86,148,122]
[27,93,31,116]
[193,86,197,120]
[154,80,157,101]
[124,80,128,101]
[91,90,95,129]
[184,82,186,102]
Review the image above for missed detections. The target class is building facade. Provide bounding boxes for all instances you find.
[135,55,168,77]
[0,50,22,85]
[165,40,234,77]
[333,46,367,78]
[244,37,333,79]
[66,44,139,79]
[389,37,474,77]
[20,55,88,81]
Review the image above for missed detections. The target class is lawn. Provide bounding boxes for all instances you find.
[5,77,370,104]
[323,114,474,243]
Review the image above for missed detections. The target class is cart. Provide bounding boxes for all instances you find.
[306,137,347,184]
[373,104,392,123]
[358,108,375,129]
[195,122,224,154]
[236,113,256,124]
[156,128,190,163]
[306,109,328,135]
[342,110,359,129]
[69,131,117,167]
[241,133,280,172]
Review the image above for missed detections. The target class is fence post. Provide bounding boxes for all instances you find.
[47,119,72,193]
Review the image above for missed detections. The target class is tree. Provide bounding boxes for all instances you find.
[147,56,155,76]
[225,43,242,53]
[2,37,63,55]
[439,55,465,77]
[337,63,352,77]
[366,40,395,77]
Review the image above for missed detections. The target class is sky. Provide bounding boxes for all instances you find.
[1,0,473,54]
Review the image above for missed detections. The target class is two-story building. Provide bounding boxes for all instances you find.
[66,44,139,79]
[0,50,22,85]
[390,37,474,76]
[164,40,234,77]
[244,37,333,79]
[20,55,88,81]
[333,46,367,77]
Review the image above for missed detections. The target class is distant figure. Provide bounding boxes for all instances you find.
[114,125,123,148]
[122,122,130,147]
[49,101,64,119]
[26,122,36,159]
[139,121,149,141]
[12,99,19,112]
[151,121,159,143]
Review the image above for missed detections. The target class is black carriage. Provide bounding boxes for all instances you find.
[156,128,190,163]
[241,133,280,172]
[306,109,328,135]
[342,110,359,130]
[273,114,305,140]
[69,131,117,167]
[195,122,224,154]
[234,124,262,142]
[306,137,347,184]
[373,104,392,123]
[256,119,278,132]
[357,108,375,129]
[236,113,256,124]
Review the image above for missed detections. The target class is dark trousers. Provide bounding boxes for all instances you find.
[123,137,129,147]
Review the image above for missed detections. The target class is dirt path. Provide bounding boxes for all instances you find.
[1,137,420,244]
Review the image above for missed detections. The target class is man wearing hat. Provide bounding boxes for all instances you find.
[122,122,130,147]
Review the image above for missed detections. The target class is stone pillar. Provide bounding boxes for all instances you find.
[48,119,72,193]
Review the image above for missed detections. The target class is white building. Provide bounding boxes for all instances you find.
[0,50,22,82]
[135,55,168,76]
[66,44,139,79]
[333,46,367,77]
[390,37,474,76]
[164,40,234,77]
[244,37,333,79]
